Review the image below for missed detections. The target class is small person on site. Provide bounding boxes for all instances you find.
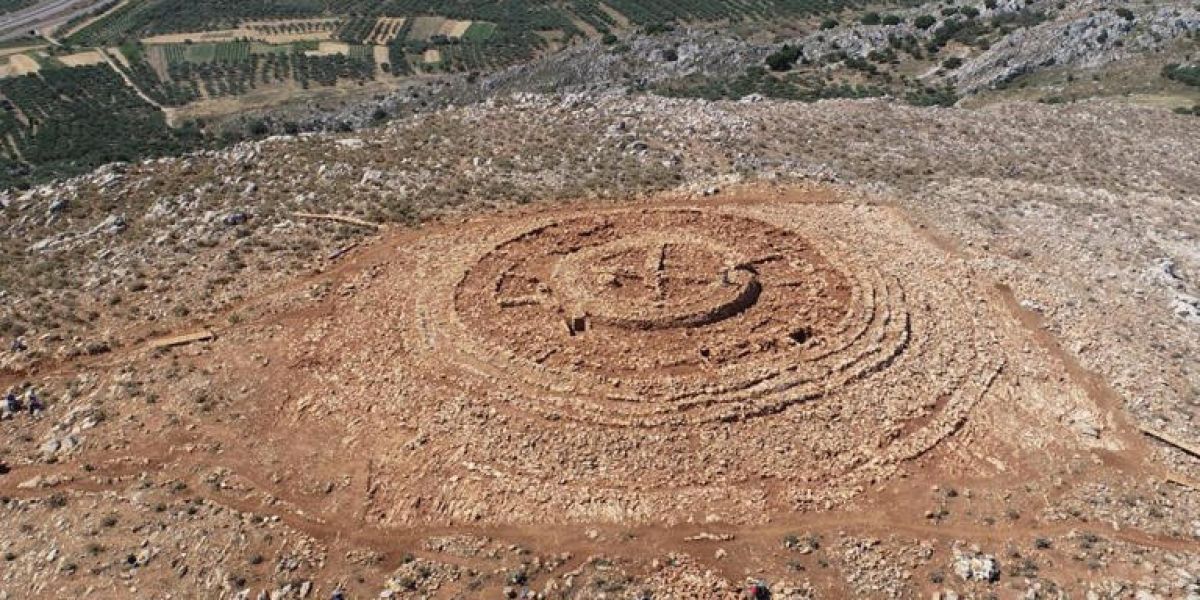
[27,387,43,417]
[3,389,20,417]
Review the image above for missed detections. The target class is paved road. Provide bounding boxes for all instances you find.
[0,0,95,41]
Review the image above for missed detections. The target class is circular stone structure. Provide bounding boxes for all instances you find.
[551,232,762,332]
[315,197,1009,524]
[451,209,910,426]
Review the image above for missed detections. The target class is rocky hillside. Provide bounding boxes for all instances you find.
[954,1,1200,92]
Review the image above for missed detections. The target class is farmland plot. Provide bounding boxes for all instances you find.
[407,16,444,40]
[0,65,199,186]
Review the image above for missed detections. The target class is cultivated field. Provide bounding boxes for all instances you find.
[140,28,244,44]
[407,15,445,40]
[368,16,405,44]
[242,18,339,43]
[437,19,472,39]
[306,40,349,57]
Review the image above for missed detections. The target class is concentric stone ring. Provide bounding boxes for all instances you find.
[446,208,915,427]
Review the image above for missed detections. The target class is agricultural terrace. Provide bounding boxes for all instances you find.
[0,65,200,187]
[125,39,375,105]
[0,48,108,78]
[65,0,871,78]
[66,0,871,45]
[93,11,508,107]
[0,0,872,187]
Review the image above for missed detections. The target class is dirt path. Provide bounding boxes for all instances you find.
[95,46,180,125]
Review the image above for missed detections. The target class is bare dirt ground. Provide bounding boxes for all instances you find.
[6,51,37,74]
[306,41,349,58]
[438,20,472,40]
[372,44,389,70]
[56,48,102,66]
[1,94,1198,598]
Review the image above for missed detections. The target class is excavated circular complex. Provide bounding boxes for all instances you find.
[449,209,917,426]
[365,201,1004,519]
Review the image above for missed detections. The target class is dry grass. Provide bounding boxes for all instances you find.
[305,41,350,57]
[407,16,445,40]
[58,50,106,67]
[7,53,39,75]
[438,19,472,39]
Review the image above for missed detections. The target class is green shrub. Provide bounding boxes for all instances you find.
[914,15,937,29]
[642,21,674,35]
[1162,63,1200,87]
[905,85,959,107]
[766,44,803,71]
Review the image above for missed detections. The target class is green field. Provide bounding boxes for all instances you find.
[159,41,314,65]
[461,21,496,42]
[170,41,252,63]
[31,53,65,70]
[250,41,293,55]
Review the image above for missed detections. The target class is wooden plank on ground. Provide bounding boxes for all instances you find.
[1165,473,1200,491]
[148,330,215,349]
[294,212,380,229]
[327,243,358,260]
[1140,425,1200,459]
